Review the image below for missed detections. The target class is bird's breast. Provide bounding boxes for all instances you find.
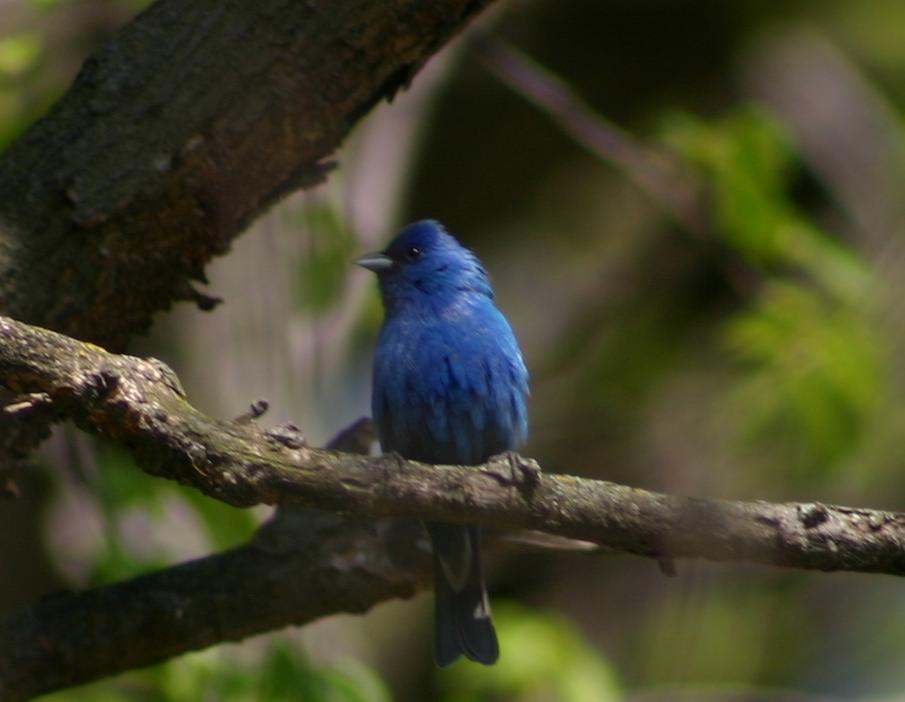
[372,311,528,466]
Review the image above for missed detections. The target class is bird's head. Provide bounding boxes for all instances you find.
[356,220,492,312]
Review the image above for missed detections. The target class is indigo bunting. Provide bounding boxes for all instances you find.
[357,220,529,666]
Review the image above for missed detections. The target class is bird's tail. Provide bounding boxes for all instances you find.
[426,523,499,666]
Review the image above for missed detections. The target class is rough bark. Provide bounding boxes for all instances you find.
[3,314,905,574]
[0,419,431,701]
[0,0,493,349]
[4,317,905,697]
[0,517,430,702]
[0,0,496,470]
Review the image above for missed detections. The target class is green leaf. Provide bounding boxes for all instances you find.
[181,488,258,551]
[39,641,391,702]
[296,203,357,315]
[663,109,795,266]
[724,281,883,472]
[664,106,883,473]
[0,33,42,76]
[637,583,809,686]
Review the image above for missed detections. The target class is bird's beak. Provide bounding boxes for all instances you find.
[355,252,394,273]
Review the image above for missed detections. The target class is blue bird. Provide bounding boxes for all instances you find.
[357,220,529,666]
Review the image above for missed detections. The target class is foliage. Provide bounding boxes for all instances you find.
[439,603,620,702]
[39,641,391,702]
[295,201,358,316]
[664,109,885,472]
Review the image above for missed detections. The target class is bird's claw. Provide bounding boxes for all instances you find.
[486,451,540,490]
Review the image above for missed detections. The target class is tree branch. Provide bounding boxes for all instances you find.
[0,0,499,473]
[3,313,905,573]
[4,314,905,695]
[0,418,431,701]
[0,0,494,348]
[0,529,420,702]
[475,36,708,237]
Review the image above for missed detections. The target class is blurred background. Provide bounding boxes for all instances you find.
[4,0,905,700]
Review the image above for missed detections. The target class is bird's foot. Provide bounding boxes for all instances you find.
[486,451,541,491]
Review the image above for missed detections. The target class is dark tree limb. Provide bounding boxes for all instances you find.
[0,524,423,702]
[0,416,577,701]
[0,419,432,701]
[0,0,498,473]
[0,0,494,348]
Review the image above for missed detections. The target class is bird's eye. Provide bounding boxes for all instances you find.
[404,246,422,262]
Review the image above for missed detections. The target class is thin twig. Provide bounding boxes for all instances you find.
[475,36,708,235]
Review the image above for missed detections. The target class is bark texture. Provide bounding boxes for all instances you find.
[0,4,503,694]
[0,418,430,701]
[0,0,492,349]
[0,518,430,701]
[4,317,905,697]
[4,314,905,573]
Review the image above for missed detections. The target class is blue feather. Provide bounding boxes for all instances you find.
[361,220,529,665]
